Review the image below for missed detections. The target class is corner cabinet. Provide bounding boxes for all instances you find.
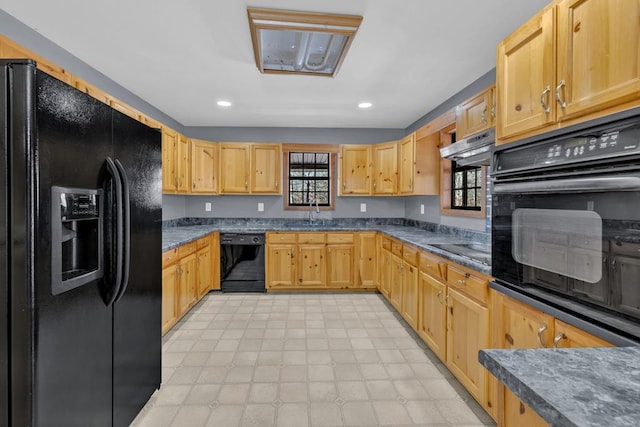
[339,145,371,195]
[497,0,640,143]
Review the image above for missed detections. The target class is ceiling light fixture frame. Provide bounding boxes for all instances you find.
[247,7,363,78]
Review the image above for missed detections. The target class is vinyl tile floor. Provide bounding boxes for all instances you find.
[131,293,496,427]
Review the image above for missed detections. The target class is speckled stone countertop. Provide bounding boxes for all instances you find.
[162,219,491,274]
[479,347,640,427]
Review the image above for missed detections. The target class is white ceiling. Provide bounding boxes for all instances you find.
[0,0,550,129]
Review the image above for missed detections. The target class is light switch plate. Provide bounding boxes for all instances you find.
[258,202,264,212]
[360,203,366,212]
[420,204,424,215]
[205,202,212,212]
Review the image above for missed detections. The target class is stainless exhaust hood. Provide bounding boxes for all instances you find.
[440,127,494,166]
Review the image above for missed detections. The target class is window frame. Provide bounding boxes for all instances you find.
[439,122,486,218]
[282,144,338,211]
[450,161,483,211]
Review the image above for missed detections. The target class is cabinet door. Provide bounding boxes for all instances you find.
[266,244,296,289]
[176,135,191,193]
[398,133,416,194]
[161,265,178,334]
[191,140,218,194]
[401,261,419,330]
[412,131,440,196]
[496,294,554,349]
[556,0,640,121]
[372,142,398,195]
[340,145,371,195]
[389,254,403,312]
[417,271,447,362]
[162,128,178,192]
[380,249,392,298]
[178,254,197,315]
[220,143,250,193]
[298,244,326,287]
[251,143,282,193]
[496,7,555,141]
[446,287,489,405]
[327,244,354,288]
[456,87,493,139]
[196,245,212,298]
[358,232,377,288]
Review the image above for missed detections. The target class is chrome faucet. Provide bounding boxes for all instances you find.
[308,196,320,224]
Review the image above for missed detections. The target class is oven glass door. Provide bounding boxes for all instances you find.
[492,172,640,321]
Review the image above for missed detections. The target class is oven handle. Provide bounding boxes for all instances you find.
[493,176,640,194]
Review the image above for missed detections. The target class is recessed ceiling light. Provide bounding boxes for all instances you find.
[358,102,372,109]
[217,101,232,107]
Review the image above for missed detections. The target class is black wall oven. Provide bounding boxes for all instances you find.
[492,114,640,341]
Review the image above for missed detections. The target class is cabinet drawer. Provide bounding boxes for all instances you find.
[196,234,211,249]
[267,232,297,244]
[420,251,446,280]
[178,241,197,258]
[391,241,403,258]
[447,264,488,304]
[381,237,391,251]
[402,245,419,265]
[297,233,326,244]
[327,233,354,244]
[162,248,179,268]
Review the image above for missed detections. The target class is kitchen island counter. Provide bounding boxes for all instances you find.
[479,346,640,427]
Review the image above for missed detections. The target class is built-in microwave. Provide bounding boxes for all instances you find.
[491,113,640,341]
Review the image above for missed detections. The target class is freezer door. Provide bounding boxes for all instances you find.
[112,112,162,426]
[34,71,113,426]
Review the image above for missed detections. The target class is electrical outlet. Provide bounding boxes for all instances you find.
[205,202,212,212]
[360,203,366,213]
[420,204,424,215]
[258,202,264,212]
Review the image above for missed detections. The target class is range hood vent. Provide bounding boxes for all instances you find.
[440,127,495,166]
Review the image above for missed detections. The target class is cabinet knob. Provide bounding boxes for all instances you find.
[456,279,465,285]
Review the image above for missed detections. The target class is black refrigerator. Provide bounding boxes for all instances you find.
[0,60,162,426]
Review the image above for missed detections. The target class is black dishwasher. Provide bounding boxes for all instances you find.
[220,233,265,292]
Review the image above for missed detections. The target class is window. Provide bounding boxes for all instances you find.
[283,144,338,211]
[451,162,482,210]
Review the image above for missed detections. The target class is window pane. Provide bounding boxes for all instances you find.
[476,189,483,207]
[287,152,332,206]
[454,172,463,189]
[467,189,476,207]
[467,170,476,187]
[454,190,463,207]
[316,180,329,191]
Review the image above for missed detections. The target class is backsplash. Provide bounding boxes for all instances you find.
[162,217,491,243]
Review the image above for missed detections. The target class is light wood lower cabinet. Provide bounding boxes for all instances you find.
[266,232,371,290]
[492,292,613,427]
[417,268,447,362]
[161,232,219,334]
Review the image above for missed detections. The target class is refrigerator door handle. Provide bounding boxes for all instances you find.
[104,157,123,306]
[113,159,130,302]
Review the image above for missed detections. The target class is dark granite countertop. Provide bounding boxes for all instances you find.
[479,347,640,427]
[162,221,492,274]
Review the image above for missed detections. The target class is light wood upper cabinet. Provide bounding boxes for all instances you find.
[176,135,191,194]
[372,141,398,195]
[340,145,371,195]
[497,0,640,144]
[162,128,179,193]
[251,143,282,194]
[555,0,640,121]
[456,86,495,139]
[400,130,440,196]
[191,139,218,194]
[220,143,250,194]
[0,34,72,84]
[496,6,556,141]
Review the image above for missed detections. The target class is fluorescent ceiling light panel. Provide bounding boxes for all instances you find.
[217,101,232,107]
[247,8,362,77]
[358,102,372,109]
